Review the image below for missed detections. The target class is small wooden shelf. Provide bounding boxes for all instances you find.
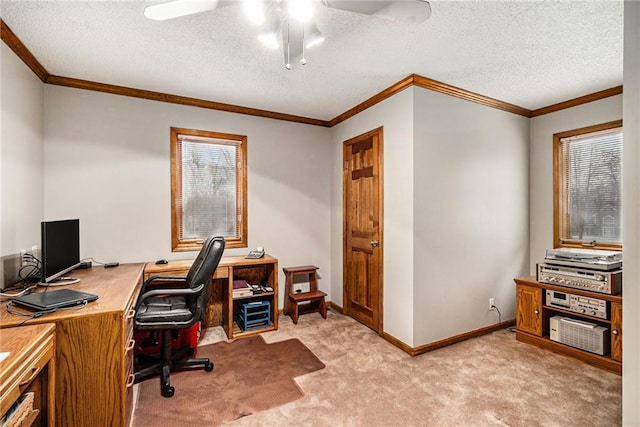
[283,266,327,324]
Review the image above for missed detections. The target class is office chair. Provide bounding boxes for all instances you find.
[133,235,225,397]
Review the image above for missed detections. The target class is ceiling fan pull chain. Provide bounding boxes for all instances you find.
[301,24,307,66]
[285,19,292,70]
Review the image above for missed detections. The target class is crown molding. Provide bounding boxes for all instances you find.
[327,75,415,127]
[45,75,330,127]
[327,74,533,127]
[0,19,49,82]
[1,18,622,128]
[530,86,623,117]
[412,74,532,117]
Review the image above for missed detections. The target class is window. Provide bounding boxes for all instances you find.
[171,127,247,251]
[553,120,622,250]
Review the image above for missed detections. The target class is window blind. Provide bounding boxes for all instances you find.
[177,136,241,241]
[559,127,622,243]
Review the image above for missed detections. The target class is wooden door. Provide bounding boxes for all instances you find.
[343,127,383,333]
[516,284,542,336]
[611,302,622,362]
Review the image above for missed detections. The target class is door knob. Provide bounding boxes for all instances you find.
[370,240,379,247]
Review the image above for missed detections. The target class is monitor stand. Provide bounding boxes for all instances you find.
[41,277,81,287]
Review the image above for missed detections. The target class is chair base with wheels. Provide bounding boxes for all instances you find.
[134,329,213,397]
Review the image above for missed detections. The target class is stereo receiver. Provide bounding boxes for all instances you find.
[545,289,607,319]
[537,263,622,295]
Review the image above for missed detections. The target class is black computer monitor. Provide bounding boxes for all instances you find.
[41,219,81,284]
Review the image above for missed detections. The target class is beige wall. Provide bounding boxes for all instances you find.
[41,85,332,310]
[0,43,44,288]
[413,88,529,345]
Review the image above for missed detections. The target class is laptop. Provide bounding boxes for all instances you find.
[12,289,98,311]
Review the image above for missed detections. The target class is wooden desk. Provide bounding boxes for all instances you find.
[0,324,55,426]
[144,255,279,339]
[0,264,144,427]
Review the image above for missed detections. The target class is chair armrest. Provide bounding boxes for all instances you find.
[135,284,205,310]
[138,275,187,304]
[143,275,187,286]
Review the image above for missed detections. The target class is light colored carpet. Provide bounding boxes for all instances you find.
[138,310,622,426]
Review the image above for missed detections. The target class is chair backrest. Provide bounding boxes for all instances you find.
[186,236,225,319]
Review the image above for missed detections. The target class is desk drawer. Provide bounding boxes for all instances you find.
[0,334,54,418]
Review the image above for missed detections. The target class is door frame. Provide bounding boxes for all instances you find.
[342,126,384,334]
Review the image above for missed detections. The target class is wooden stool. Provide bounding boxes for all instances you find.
[283,265,327,324]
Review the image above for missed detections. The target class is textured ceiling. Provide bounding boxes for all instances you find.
[0,1,624,121]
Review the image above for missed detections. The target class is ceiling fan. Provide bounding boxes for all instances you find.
[144,0,432,70]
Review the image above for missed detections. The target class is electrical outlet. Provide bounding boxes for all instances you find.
[489,298,495,310]
[21,249,36,267]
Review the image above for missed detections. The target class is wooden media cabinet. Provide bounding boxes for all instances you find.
[514,276,622,374]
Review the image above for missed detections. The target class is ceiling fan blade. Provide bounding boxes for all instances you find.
[144,0,220,21]
[321,0,431,24]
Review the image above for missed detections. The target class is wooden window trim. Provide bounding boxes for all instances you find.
[552,120,622,250]
[170,127,248,251]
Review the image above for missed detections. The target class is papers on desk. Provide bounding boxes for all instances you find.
[0,352,9,363]
[232,280,253,298]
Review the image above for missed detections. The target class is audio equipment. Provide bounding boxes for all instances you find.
[537,263,622,295]
[545,289,607,319]
[544,248,622,271]
[549,316,609,356]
